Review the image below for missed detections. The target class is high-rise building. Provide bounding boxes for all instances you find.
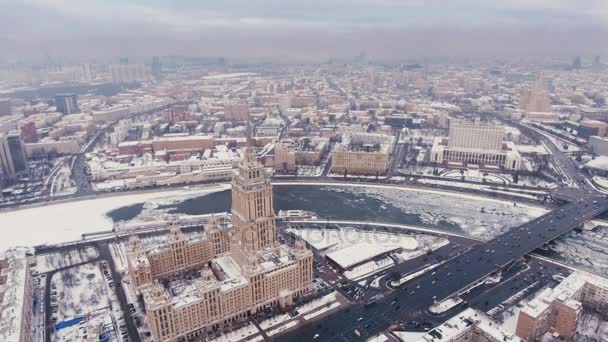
[129,115,313,342]
[110,63,150,84]
[0,99,11,117]
[152,56,162,80]
[80,63,93,82]
[20,122,38,144]
[0,132,29,183]
[54,93,79,115]
[519,76,552,113]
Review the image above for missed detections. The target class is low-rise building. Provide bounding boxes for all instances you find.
[25,139,80,156]
[578,120,608,138]
[588,136,608,156]
[152,135,214,153]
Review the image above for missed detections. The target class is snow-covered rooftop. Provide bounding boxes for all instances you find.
[521,270,608,318]
[417,308,522,342]
[0,250,30,342]
[326,243,401,270]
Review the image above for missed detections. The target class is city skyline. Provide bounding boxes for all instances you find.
[1,2,608,341]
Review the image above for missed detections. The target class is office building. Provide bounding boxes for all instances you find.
[54,93,79,115]
[448,120,503,150]
[515,271,608,342]
[80,63,93,82]
[0,250,34,342]
[129,125,313,342]
[0,99,11,117]
[0,132,29,182]
[577,120,608,138]
[430,120,521,170]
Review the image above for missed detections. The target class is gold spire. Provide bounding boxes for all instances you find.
[245,105,252,148]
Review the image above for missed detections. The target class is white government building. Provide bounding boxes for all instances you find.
[430,119,521,170]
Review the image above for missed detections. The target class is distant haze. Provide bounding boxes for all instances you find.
[1,0,607,61]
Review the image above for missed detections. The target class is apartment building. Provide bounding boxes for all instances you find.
[515,271,608,341]
[417,308,522,342]
[331,132,394,175]
[0,250,34,342]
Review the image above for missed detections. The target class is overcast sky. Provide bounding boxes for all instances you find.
[1,0,607,61]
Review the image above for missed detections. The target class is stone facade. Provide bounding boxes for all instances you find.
[128,142,313,342]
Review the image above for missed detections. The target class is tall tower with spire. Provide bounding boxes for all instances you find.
[231,109,277,253]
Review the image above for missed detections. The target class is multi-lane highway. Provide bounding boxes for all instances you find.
[278,194,608,341]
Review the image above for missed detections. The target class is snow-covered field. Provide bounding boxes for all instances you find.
[51,262,108,322]
[0,184,229,252]
[36,246,99,273]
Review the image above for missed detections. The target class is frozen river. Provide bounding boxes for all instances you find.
[0,182,606,276]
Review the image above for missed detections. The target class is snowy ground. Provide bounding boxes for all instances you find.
[36,246,99,273]
[429,297,463,314]
[50,164,77,197]
[0,183,229,252]
[54,308,116,342]
[393,331,426,342]
[417,178,546,201]
[441,169,510,184]
[50,262,108,322]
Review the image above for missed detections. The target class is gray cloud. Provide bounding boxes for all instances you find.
[0,0,607,61]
